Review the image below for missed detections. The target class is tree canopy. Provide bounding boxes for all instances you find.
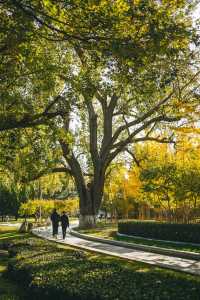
[0,0,200,227]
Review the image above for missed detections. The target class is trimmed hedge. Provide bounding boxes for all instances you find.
[118,221,200,244]
[6,237,200,299]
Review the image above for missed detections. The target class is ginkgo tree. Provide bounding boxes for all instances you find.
[103,164,141,219]
[132,133,200,223]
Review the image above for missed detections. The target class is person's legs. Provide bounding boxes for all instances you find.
[55,224,59,238]
[62,226,66,239]
[52,223,56,237]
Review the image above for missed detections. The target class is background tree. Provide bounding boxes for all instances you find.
[0,182,27,220]
[19,198,79,220]
[131,133,200,223]
[103,164,141,219]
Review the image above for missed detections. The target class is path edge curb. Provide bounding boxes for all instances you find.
[70,229,200,261]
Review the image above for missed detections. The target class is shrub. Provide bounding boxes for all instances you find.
[6,237,200,300]
[118,221,200,243]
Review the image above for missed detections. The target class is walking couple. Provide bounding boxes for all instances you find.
[50,209,69,239]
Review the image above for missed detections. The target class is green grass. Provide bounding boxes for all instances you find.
[2,223,200,299]
[0,227,27,300]
[78,223,200,253]
[6,235,200,300]
[0,252,25,300]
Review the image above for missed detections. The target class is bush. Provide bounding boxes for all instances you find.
[118,221,200,244]
[6,237,200,300]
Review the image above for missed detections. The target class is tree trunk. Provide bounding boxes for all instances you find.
[79,214,96,228]
[78,175,104,229]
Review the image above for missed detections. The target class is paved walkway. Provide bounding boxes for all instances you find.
[33,226,200,276]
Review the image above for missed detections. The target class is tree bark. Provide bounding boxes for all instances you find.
[78,173,105,228]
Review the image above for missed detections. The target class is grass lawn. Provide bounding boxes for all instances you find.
[78,222,200,253]
[6,234,200,300]
[0,226,27,300]
[2,223,200,299]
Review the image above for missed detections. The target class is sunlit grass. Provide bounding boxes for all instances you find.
[0,226,19,233]
[0,225,23,243]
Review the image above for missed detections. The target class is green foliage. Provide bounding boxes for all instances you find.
[5,236,200,300]
[118,221,200,244]
[0,183,27,218]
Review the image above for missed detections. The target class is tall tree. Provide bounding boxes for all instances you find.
[1,0,200,227]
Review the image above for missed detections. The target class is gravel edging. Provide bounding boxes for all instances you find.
[71,229,200,261]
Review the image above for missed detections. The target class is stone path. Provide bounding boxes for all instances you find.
[33,226,200,276]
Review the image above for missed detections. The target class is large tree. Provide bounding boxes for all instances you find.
[1,0,200,227]
[4,0,184,132]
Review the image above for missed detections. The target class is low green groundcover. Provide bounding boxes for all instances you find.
[5,237,200,300]
[118,221,200,244]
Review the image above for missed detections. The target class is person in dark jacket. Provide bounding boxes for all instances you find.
[50,209,60,238]
[60,211,69,240]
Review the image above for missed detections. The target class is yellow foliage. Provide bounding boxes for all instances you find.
[19,198,79,217]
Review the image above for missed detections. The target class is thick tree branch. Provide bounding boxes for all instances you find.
[111,92,175,145]
[43,94,64,115]
[95,91,107,112]
[108,94,118,115]
[100,94,119,158]
[86,100,99,166]
[125,148,141,167]
[109,70,200,148]
[133,135,175,144]
[21,167,72,183]
[0,110,65,132]
[59,140,88,202]
[106,115,179,166]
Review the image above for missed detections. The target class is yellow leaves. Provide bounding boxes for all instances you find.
[104,164,141,216]
[19,198,79,216]
[89,0,129,12]
[133,0,141,5]
[181,127,200,134]
[175,102,197,114]
[113,0,129,13]
[56,128,73,144]
[162,0,185,7]
[42,0,58,15]
[170,127,200,135]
